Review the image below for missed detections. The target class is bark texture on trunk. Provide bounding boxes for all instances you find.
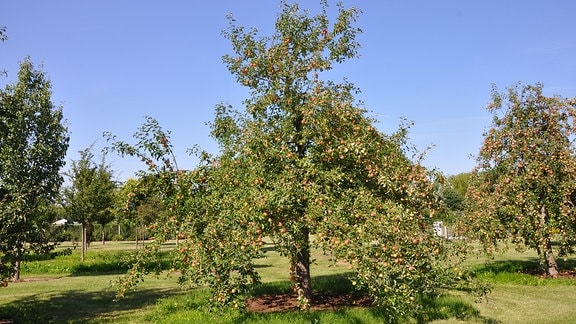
[135,227,139,249]
[12,240,22,282]
[543,237,559,276]
[290,111,312,305]
[13,259,21,282]
[539,205,559,276]
[81,224,86,262]
[102,226,106,245]
[293,226,312,306]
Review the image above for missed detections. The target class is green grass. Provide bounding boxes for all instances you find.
[2,240,576,323]
[454,284,576,324]
[148,275,482,324]
[21,250,130,275]
[0,274,183,323]
[1,241,178,323]
[152,295,385,324]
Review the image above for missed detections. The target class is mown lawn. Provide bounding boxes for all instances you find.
[1,240,576,323]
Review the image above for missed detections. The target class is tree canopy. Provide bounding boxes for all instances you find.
[465,82,576,276]
[441,172,471,213]
[0,58,69,283]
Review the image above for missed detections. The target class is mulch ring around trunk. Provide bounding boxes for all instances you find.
[246,292,373,313]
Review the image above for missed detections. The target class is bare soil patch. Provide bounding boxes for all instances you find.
[246,292,373,313]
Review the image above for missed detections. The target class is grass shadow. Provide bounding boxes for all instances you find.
[0,286,183,323]
[253,264,272,269]
[68,259,172,277]
[260,245,277,253]
[557,258,576,271]
[413,294,500,324]
[473,258,541,275]
[251,272,356,297]
[67,251,173,277]
[474,256,576,276]
[471,258,576,288]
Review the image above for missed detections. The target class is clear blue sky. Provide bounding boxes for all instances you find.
[2,1,575,179]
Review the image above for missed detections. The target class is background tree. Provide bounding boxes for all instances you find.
[63,147,116,260]
[114,177,169,248]
[105,116,184,245]
[0,58,69,283]
[435,172,471,238]
[440,172,471,214]
[110,2,479,320]
[465,83,576,276]
[106,116,192,288]
[448,173,471,202]
[113,179,137,242]
[91,156,116,244]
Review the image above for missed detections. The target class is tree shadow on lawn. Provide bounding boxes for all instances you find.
[0,286,183,323]
[474,257,576,277]
[67,256,172,276]
[260,244,277,253]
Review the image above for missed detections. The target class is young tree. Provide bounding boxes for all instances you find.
[63,147,116,260]
[92,158,117,244]
[0,58,69,283]
[109,2,478,320]
[113,179,139,243]
[466,83,576,276]
[114,177,169,248]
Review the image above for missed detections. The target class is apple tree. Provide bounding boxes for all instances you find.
[206,1,479,314]
[105,117,198,288]
[0,58,69,283]
[465,83,576,276]
[108,2,481,320]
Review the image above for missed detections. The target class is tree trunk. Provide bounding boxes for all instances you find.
[81,224,86,262]
[101,223,106,245]
[292,226,312,306]
[135,226,138,249]
[13,260,21,282]
[290,112,312,305]
[13,247,21,283]
[543,236,559,276]
[539,205,559,276]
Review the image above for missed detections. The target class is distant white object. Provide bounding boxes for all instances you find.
[433,221,444,237]
[52,218,68,226]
